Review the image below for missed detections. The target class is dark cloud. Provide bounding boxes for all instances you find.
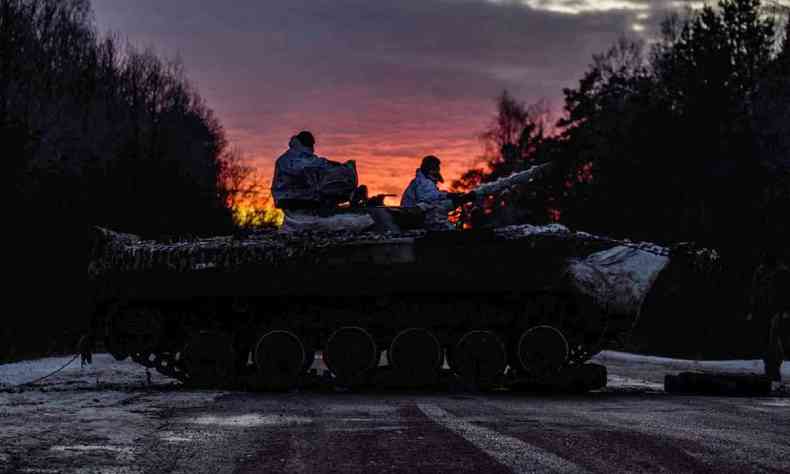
[91,0,699,197]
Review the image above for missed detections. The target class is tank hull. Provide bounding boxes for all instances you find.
[89,224,702,390]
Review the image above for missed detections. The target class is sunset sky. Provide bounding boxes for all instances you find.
[92,0,708,202]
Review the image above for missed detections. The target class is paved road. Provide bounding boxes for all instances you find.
[1,355,788,473]
[139,391,790,474]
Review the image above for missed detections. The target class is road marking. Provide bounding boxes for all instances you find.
[418,403,585,474]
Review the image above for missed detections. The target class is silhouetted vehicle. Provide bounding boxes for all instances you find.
[88,217,718,391]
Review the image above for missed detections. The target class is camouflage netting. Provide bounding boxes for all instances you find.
[89,223,718,285]
[88,225,429,279]
[89,226,141,279]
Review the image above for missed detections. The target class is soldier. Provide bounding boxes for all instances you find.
[401,156,452,208]
[401,156,447,208]
[400,156,474,230]
[750,255,789,382]
[401,156,473,208]
[271,131,358,214]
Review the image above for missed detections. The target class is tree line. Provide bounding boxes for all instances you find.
[453,0,789,357]
[456,0,789,260]
[1,0,253,239]
[2,0,264,362]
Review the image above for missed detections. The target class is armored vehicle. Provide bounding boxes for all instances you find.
[88,217,717,391]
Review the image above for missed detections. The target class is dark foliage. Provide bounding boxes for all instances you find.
[1,0,236,239]
[1,0,242,362]
[563,1,787,254]
[463,0,787,253]
[452,93,562,227]
[458,0,789,357]
[556,1,788,357]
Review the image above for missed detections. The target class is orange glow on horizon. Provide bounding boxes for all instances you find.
[229,194,285,229]
[243,141,483,207]
[223,97,493,208]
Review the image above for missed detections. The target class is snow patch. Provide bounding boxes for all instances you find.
[0,354,171,388]
[495,223,570,239]
[189,414,313,428]
[757,399,790,408]
[192,262,217,270]
[595,351,790,393]
[598,351,790,377]
[51,445,133,456]
[606,374,665,392]
[159,433,194,443]
[473,162,554,197]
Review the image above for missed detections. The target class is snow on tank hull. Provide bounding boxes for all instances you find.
[88,224,713,390]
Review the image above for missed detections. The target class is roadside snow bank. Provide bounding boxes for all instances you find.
[594,351,790,393]
[596,351,790,378]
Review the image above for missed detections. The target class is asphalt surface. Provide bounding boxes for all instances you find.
[1,355,788,474]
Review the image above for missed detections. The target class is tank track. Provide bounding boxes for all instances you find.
[103,290,620,392]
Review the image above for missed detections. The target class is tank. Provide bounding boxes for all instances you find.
[88,221,719,391]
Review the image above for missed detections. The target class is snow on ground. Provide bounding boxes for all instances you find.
[1,351,787,393]
[598,350,790,377]
[593,351,790,391]
[0,387,224,473]
[0,354,172,389]
[598,351,785,374]
[0,355,224,473]
[0,351,787,472]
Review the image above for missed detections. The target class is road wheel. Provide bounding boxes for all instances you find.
[517,325,569,378]
[389,328,442,387]
[254,330,305,391]
[453,330,507,389]
[324,327,378,388]
[520,293,605,367]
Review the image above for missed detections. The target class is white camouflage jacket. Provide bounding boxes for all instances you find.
[401,170,448,208]
[271,138,331,206]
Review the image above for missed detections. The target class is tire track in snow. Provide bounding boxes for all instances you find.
[417,403,586,474]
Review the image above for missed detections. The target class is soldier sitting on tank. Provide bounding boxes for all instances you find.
[401,156,473,230]
[272,131,374,232]
[402,155,446,208]
[273,131,340,212]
